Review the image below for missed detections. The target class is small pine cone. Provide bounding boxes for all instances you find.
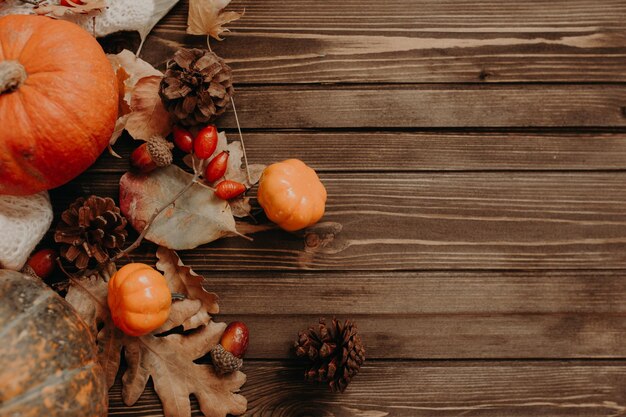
[210,343,243,374]
[159,48,234,127]
[54,196,128,270]
[294,318,365,393]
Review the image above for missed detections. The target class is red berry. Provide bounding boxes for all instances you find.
[215,180,246,200]
[172,125,194,153]
[220,321,249,359]
[130,143,157,173]
[27,249,57,279]
[60,0,84,5]
[194,125,218,159]
[204,151,229,183]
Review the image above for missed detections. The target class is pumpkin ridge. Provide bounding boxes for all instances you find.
[0,89,47,192]
[18,85,98,185]
[0,361,100,409]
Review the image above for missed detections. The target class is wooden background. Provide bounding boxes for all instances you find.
[58,0,626,415]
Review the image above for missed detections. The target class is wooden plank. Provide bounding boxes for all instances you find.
[108,361,626,416]
[51,171,626,270]
[207,272,626,359]
[207,271,626,315]
[214,313,626,359]
[98,132,626,173]
[141,0,626,83]
[213,86,626,128]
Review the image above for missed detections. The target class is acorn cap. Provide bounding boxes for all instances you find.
[147,135,174,167]
[210,344,243,374]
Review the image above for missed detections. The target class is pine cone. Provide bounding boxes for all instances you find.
[294,318,365,393]
[159,48,234,127]
[54,196,128,270]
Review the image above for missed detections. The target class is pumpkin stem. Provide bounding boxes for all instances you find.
[0,60,27,95]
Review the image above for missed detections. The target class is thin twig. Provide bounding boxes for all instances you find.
[193,179,216,192]
[230,96,251,184]
[111,173,200,261]
[207,35,212,52]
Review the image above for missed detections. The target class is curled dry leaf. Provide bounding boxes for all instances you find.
[120,164,238,250]
[187,0,242,40]
[35,0,106,17]
[125,75,173,141]
[65,251,247,417]
[225,140,265,188]
[107,50,170,145]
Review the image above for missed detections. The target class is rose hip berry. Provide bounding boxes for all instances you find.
[172,126,194,153]
[194,125,218,159]
[215,180,246,200]
[204,151,229,183]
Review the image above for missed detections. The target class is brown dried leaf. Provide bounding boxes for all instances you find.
[65,251,247,417]
[125,75,174,141]
[119,165,238,250]
[187,0,242,40]
[225,140,265,188]
[35,0,106,17]
[156,247,219,330]
[229,196,252,218]
[107,50,165,145]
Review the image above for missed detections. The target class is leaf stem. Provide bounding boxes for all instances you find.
[230,96,251,184]
[112,173,200,261]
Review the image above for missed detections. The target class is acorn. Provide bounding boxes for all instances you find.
[210,321,249,374]
[130,135,174,173]
[22,248,58,279]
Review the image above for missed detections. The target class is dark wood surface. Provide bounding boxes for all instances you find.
[73,0,626,415]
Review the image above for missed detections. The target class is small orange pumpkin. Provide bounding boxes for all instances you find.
[107,263,171,337]
[257,159,327,231]
[0,15,118,195]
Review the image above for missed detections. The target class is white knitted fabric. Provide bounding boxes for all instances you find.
[0,192,53,271]
[0,0,179,40]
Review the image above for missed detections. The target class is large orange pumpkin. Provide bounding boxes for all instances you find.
[0,15,118,195]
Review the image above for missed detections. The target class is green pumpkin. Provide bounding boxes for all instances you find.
[0,270,107,417]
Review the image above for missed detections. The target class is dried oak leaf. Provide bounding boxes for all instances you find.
[107,50,168,145]
[35,0,106,17]
[120,164,238,250]
[65,250,247,417]
[187,0,242,40]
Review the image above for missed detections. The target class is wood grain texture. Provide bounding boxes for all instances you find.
[207,271,626,315]
[108,361,626,416]
[211,86,626,128]
[98,132,626,173]
[56,171,626,270]
[204,271,626,359]
[215,314,626,359]
[141,0,626,83]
